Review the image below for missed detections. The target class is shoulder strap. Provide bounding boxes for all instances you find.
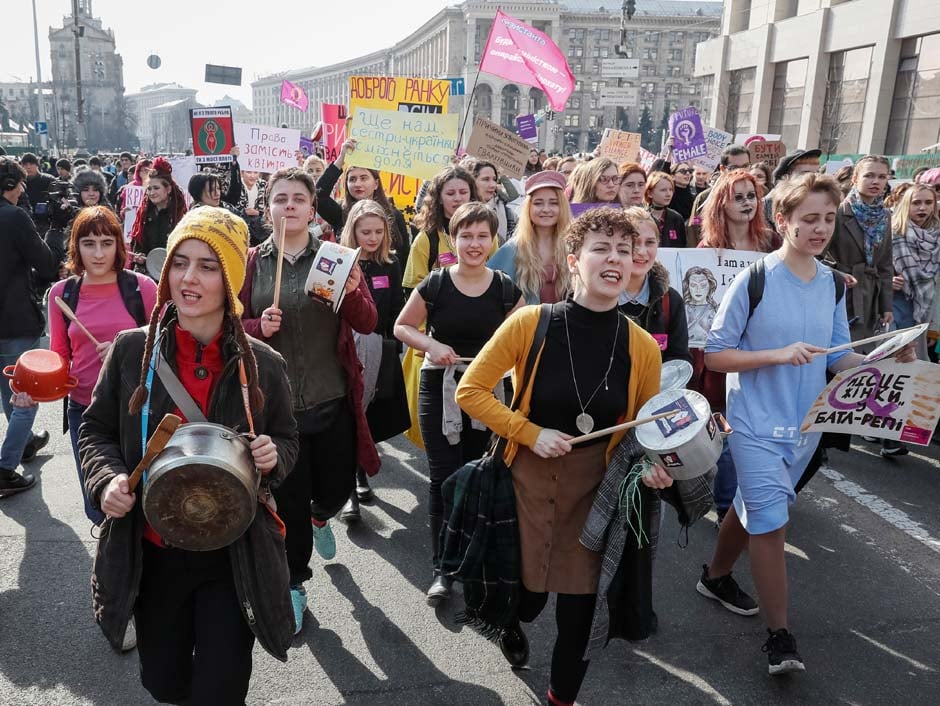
[427,231,440,272]
[117,270,148,326]
[832,269,845,304]
[156,353,208,423]
[510,304,552,412]
[497,270,517,315]
[746,257,766,322]
[423,268,446,326]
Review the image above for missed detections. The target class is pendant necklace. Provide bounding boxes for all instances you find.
[564,302,621,434]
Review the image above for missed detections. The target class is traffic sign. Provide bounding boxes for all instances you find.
[448,78,466,96]
[600,58,640,79]
[34,121,48,135]
[599,86,639,107]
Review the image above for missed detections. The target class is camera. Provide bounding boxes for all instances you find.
[47,179,78,227]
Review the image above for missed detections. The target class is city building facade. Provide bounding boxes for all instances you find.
[48,0,128,150]
[695,0,940,156]
[126,83,199,153]
[252,0,721,153]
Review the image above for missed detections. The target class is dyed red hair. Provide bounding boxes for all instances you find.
[67,206,127,275]
[699,171,772,252]
[128,157,188,245]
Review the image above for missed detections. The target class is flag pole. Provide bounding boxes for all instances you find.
[456,65,483,151]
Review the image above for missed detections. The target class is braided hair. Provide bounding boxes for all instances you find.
[129,157,188,246]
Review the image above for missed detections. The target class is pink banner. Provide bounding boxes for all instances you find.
[320,104,348,162]
[479,10,575,112]
[280,79,309,112]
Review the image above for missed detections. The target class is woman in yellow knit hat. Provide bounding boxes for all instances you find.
[79,206,299,705]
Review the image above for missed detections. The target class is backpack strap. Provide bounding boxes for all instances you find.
[426,230,440,273]
[61,275,83,358]
[832,269,845,304]
[497,270,517,316]
[746,257,766,322]
[117,269,148,326]
[422,268,446,330]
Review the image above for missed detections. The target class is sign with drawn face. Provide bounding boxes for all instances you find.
[801,359,940,445]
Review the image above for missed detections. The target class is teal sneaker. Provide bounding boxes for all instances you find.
[312,520,336,560]
[290,585,307,635]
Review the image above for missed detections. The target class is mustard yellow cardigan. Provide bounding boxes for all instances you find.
[456,304,663,465]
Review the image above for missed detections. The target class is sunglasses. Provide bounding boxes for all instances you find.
[597,175,622,185]
[733,192,758,203]
[675,168,693,175]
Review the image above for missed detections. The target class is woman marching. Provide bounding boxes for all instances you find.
[238,167,378,635]
[337,199,409,522]
[487,170,572,305]
[79,207,299,704]
[455,208,663,706]
[619,206,691,364]
[568,157,621,207]
[697,173,915,675]
[49,207,157,525]
[395,202,523,605]
[466,159,518,245]
[618,162,648,209]
[129,157,188,266]
[645,171,688,248]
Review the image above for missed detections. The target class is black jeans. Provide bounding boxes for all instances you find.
[418,368,491,519]
[135,542,255,706]
[273,401,357,585]
[518,586,598,704]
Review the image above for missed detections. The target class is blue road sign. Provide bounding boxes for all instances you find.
[448,78,465,96]
[34,121,48,135]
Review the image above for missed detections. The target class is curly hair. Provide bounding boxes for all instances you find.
[564,207,637,256]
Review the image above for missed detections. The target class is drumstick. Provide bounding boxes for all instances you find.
[54,296,102,347]
[821,324,924,355]
[569,410,680,446]
[455,357,475,363]
[272,216,287,311]
[127,414,182,492]
[238,359,256,438]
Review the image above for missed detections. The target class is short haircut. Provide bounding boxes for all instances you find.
[188,172,221,203]
[565,207,637,256]
[56,158,72,171]
[266,167,317,207]
[20,152,39,166]
[303,155,326,173]
[772,173,843,221]
[0,157,27,189]
[720,144,749,167]
[120,152,133,161]
[67,206,127,276]
[644,171,675,203]
[449,201,497,238]
[89,156,102,167]
[619,161,646,182]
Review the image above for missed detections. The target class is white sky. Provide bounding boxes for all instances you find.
[3,0,460,107]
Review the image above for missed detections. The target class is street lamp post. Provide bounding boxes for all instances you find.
[616,1,637,132]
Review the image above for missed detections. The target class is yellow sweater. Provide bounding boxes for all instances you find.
[456,304,662,465]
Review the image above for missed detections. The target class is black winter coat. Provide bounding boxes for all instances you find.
[79,319,299,660]
[619,262,692,365]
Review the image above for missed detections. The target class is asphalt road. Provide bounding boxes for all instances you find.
[1,403,939,705]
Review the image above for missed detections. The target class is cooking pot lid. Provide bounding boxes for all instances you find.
[660,359,693,391]
[146,247,168,280]
[635,388,711,450]
[863,323,928,363]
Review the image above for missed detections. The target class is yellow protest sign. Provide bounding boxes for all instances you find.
[348,108,458,182]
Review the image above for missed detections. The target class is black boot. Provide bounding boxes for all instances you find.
[427,515,451,605]
[0,469,37,498]
[340,492,360,523]
[20,430,50,464]
[356,467,373,502]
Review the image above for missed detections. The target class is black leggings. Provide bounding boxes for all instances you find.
[418,368,491,519]
[518,586,597,704]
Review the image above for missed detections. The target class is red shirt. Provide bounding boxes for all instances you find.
[143,326,226,547]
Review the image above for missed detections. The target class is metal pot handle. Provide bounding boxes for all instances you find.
[713,412,732,438]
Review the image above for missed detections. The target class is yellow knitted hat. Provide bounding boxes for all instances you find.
[160,206,249,316]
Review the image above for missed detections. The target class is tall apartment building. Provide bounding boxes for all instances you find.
[695,0,940,156]
[125,83,199,153]
[48,0,128,150]
[252,0,721,153]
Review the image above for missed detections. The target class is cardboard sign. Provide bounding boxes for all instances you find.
[190,107,235,165]
[349,76,450,218]
[347,108,458,182]
[122,185,146,239]
[747,140,786,170]
[233,123,301,173]
[801,359,940,445]
[669,107,708,164]
[693,126,734,171]
[638,147,656,172]
[599,129,641,163]
[515,114,538,143]
[466,116,531,179]
[166,156,197,208]
[304,241,361,313]
[658,247,765,348]
[321,104,348,162]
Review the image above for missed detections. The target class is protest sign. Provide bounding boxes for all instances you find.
[658,247,765,347]
[571,202,623,217]
[801,359,940,445]
[693,126,734,171]
[599,129,641,163]
[122,185,145,239]
[348,108,458,182]
[167,156,197,208]
[190,107,234,165]
[304,241,362,313]
[734,133,781,146]
[638,147,656,172]
[321,104,348,162]
[747,140,786,170]
[466,116,531,179]
[825,157,854,175]
[669,107,708,164]
[349,76,450,217]
[233,123,301,173]
[515,114,538,143]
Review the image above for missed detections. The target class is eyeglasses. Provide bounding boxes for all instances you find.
[597,175,622,185]
[675,169,692,175]
[732,192,758,203]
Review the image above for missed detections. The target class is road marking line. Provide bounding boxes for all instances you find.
[633,649,732,705]
[850,629,935,672]
[850,444,937,466]
[820,467,940,554]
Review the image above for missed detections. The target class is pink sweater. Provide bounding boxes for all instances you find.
[49,272,158,406]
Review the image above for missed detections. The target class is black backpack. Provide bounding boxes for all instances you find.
[423,268,517,329]
[746,257,845,321]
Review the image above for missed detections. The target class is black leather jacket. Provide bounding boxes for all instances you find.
[79,318,299,660]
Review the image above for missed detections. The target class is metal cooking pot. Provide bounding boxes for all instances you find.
[634,388,732,481]
[143,422,259,551]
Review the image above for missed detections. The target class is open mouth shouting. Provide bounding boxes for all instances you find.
[600,269,623,284]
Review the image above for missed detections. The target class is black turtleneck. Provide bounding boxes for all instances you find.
[528,298,631,443]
